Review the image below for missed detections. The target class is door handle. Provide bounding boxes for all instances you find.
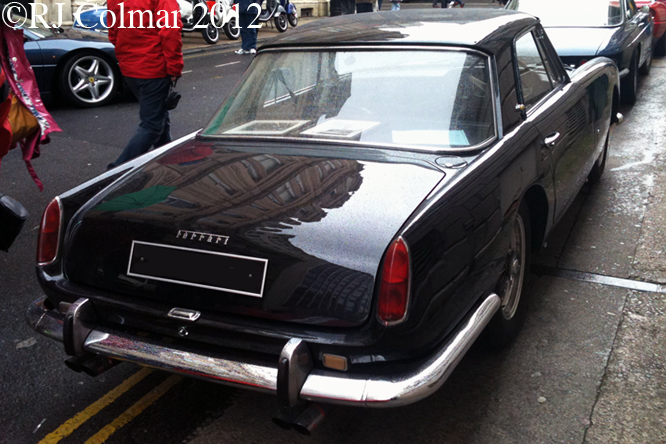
[543,132,561,148]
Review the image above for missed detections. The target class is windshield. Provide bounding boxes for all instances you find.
[202,49,495,151]
[507,0,624,27]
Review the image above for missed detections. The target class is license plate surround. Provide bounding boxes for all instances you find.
[127,241,268,298]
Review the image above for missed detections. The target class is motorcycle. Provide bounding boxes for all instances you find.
[223,0,297,39]
[178,0,223,44]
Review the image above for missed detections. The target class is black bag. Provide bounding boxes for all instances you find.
[166,78,181,111]
[0,194,29,252]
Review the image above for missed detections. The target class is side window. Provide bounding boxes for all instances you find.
[515,31,554,108]
[534,26,564,87]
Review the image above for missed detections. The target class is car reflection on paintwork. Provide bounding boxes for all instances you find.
[27,10,622,432]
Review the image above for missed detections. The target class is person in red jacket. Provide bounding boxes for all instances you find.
[107,0,184,169]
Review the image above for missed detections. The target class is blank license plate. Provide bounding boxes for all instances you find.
[127,241,268,298]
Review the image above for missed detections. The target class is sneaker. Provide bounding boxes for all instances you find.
[235,49,251,55]
[249,48,256,54]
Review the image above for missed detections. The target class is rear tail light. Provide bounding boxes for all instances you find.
[578,59,589,67]
[377,237,410,325]
[37,197,63,266]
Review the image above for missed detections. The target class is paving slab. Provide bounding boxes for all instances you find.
[585,290,666,444]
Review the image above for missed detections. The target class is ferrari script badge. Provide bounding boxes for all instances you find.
[177,230,229,245]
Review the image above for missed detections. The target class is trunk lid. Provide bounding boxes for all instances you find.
[63,141,444,327]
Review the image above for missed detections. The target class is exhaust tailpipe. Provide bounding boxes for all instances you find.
[81,356,119,377]
[64,355,119,376]
[291,404,331,435]
[272,404,309,430]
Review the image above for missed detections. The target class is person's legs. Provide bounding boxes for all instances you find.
[238,13,257,51]
[110,76,171,168]
[391,1,400,10]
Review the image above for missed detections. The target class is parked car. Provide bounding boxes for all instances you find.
[72,2,107,31]
[636,0,666,55]
[27,10,621,432]
[506,0,653,105]
[21,18,122,107]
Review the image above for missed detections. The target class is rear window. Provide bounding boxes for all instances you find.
[202,49,496,151]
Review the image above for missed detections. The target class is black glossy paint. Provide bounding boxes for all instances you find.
[35,10,619,370]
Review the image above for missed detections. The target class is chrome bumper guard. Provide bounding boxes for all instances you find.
[27,294,500,407]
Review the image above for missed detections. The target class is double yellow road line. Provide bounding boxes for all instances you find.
[39,368,183,444]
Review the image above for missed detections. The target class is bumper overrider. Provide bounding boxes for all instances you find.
[27,294,500,408]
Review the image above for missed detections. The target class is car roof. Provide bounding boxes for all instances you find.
[260,9,538,55]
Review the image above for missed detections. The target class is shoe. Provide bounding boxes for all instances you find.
[235,48,257,55]
[249,48,256,54]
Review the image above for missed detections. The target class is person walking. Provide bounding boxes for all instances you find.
[236,0,258,55]
[390,0,401,10]
[107,0,184,169]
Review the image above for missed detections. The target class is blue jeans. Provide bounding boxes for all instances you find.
[391,1,400,9]
[239,13,258,50]
[110,76,171,167]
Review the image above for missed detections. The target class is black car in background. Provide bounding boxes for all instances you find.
[27,10,621,432]
[506,0,653,104]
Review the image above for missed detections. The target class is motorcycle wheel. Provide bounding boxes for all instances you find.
[288,12,297,27]
[275,14,288,32]
[223,17,240,40]
[202,23,220,44]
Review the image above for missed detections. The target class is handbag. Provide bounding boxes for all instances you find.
[0,193,29,251]
[8,92,39,145]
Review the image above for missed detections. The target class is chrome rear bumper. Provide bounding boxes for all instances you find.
[27,294,500,407]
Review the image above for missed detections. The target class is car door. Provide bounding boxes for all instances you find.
[513,27,595,223]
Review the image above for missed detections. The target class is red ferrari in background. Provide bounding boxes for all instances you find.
[637,0,666,55]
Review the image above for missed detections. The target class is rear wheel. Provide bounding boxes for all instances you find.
[620,51,638,105]
[481,202,531,349]
[275,14,288,32]
[59,51,120,108]
[223,17,240,40]
[202,23,220,44]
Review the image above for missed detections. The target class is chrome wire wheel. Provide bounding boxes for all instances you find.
[500,212,526,321]
[65,54,116,107]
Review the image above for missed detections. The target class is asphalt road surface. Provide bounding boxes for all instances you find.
[1,46,665,444]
